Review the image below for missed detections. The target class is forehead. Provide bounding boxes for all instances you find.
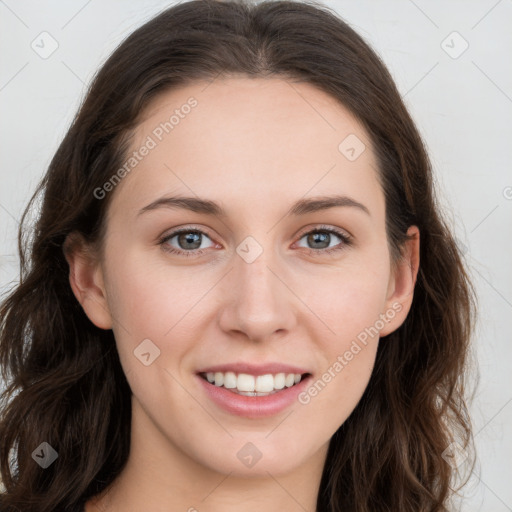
[107,76,384,222]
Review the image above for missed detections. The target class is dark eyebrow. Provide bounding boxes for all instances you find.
[289,195,370,217]
[137,194,370,218]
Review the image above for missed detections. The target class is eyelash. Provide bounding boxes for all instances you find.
[158,224,353,258]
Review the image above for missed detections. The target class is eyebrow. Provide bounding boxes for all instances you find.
[137,194,370,218]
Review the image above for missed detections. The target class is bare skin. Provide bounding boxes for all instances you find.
[65,76,420,512]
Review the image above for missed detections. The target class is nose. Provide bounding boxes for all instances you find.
[217,246,298,342]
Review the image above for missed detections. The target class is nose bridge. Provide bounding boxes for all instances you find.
[219,235,296,340]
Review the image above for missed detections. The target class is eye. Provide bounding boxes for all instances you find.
[295,225,352,255]
[158,224,352,258]
[159,228,215,257]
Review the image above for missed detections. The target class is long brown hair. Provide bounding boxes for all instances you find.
[0,0,477,510]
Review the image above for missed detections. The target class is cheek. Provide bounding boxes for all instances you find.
[105,252,200,331]
[305,259,390,340]
[295,259,388,413]
[102,255,177,368]
[103,253,223,377]
[299,279,383,426]
[104,242,390,371]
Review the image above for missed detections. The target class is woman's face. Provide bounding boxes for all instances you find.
[71,77,418,479]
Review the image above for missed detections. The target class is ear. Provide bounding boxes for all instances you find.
[63,232,113,330]
[379,225,420,337]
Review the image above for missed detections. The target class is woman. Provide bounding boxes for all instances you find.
[0,0,477,510]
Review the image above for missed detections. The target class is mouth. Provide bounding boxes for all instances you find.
[198,371,312,397]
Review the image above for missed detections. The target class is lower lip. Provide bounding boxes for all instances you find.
[196,374,312,419]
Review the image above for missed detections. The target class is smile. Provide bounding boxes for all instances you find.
[196,370,313,418]
[200,371,309,396]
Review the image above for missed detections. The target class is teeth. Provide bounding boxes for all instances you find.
[238,373,255,392]
[223,371,237,389]
[214,372,224,387]
[256,374,274,392]
[203,371,305,395]
[274,373,285,389]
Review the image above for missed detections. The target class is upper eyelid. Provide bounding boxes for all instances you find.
[296,224,351,239]
[162,225,214,241]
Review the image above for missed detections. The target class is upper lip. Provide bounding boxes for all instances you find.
[196,362,311,377]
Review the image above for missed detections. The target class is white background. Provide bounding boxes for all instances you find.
[1,1,511,510]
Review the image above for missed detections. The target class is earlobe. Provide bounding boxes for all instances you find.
[63,232,113,330]
[379,226,420,337]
